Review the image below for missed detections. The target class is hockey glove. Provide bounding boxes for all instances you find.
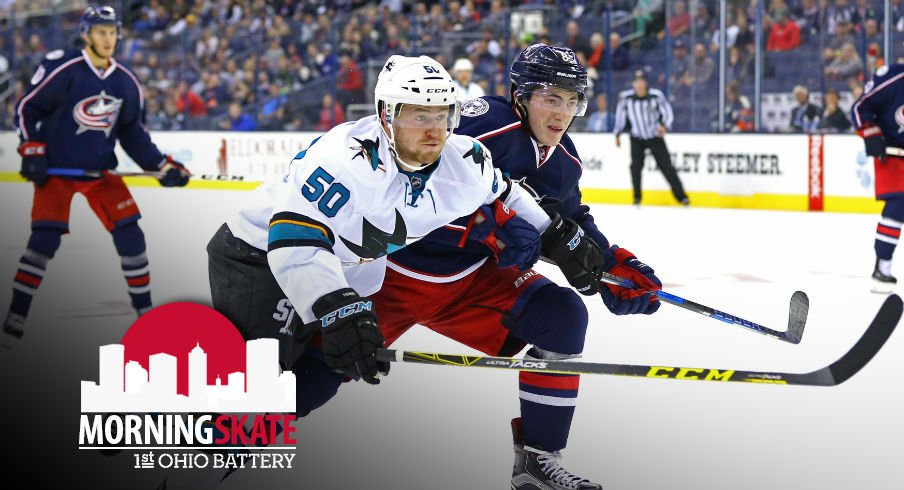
[540,213,603,296]
[857,125,886,161]
[600,245,662,315]
[464,200,541,270]
[312,288,389,385]
[158,156,191,187]
[18,141,48,186]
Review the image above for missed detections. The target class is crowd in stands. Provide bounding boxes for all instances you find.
[0,0,902,133]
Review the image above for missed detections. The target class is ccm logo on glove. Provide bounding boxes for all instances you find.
[319,300,373,327]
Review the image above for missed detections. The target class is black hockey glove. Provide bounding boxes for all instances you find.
[540,213,603,296]
[857,125,886,160]
[158,155,191,187]
[18,141,48,186]
[312,288,389,385]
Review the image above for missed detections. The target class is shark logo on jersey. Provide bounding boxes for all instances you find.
[460,98,489,117]
[464,141,488,172]
[340,209,408,259]
[351,137,384,171]
[73,90,123,136]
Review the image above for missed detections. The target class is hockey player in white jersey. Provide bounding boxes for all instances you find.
[207,55,604,402]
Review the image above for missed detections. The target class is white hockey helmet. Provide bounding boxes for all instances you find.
[374,55,460,169]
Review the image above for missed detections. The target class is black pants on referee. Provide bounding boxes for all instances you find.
[629,136,688,204]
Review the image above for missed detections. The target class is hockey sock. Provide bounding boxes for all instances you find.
[509,285,589,452]
[293,350,345,418]
[519,353,579,452]
[112,223,151,315]
[8,229,63,320]
[876,198,904,261]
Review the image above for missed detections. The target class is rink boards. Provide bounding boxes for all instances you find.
[0,131,881,213]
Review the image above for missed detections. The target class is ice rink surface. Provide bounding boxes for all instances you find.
[0,182,901,490]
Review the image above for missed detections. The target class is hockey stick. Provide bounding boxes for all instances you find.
[599,271,810,344]
[48,168,162,178]
[46,167,251,182]
[377,294,902,386]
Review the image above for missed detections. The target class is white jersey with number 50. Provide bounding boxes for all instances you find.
[227,115,550,323]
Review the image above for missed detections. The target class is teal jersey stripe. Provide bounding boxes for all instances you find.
[268,222,332,246]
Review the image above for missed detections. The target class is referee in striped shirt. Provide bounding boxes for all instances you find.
[614,70,689,206]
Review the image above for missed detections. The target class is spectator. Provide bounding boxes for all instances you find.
[221,102,257,131]
[337,51,365,106]
[767,9,801,51]
[634,0,665,40]
[173,80,208,117]
[451,58,485,102]
[585,94,612,132]
[794,0,822,38]
[828,0,855,34]
[607,32,629,71]
[668,38,691,88]
[788,85,820,132]
[666,1,691,39]
[824,42,862,80]
[315,93,345,131]
[563,19,589,59]
[688,42,715,85]
[714,80,752,132]
[818,88,852,133]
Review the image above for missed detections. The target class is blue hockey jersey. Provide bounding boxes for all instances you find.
[15,49,165,171]
[388,95,609,279]
[853,64,904,148]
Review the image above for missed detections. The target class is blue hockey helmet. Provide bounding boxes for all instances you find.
[510,43,589,116]
[80,5,121,36]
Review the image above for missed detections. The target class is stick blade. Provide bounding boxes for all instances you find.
[827,294,903,385]
[784,291,809,344]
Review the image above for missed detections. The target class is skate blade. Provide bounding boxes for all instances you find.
[871,281,896,294]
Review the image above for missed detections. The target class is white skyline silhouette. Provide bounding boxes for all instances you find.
[81,338,296,412]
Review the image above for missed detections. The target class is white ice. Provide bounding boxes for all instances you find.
[0,183,900,490]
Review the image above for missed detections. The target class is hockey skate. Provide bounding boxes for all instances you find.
[1,313,25,349]
[510,418,602,490]
[872,259,897,294]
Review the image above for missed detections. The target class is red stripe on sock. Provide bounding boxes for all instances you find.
[519,372,580,390]
[14,271,42,288]
[126,274,150,287]
[877,225,901,238]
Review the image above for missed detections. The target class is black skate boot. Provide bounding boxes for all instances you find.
[510,417,602,490]
[872,259,897,294]
[2,312,25,348]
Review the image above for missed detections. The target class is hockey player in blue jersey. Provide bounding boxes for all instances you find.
[376,43,663,490]
[853,64,904,293]
[2,5,191,344]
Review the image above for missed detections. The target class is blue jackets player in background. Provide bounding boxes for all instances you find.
[377,44,662,489]
[853,63,904,293]
[2,5,191,345]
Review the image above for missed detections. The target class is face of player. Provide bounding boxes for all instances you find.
[84,24,118,60]
[390,105,452,167]
[526,86,581,147]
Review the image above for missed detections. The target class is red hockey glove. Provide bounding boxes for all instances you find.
[857,125,886,162]
[18,141,48,186]
[463,200,541,270]
[600,246,662,315]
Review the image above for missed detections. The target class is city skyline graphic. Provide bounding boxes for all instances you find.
[81,338,296,413]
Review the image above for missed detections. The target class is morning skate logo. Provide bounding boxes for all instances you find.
[73,90,123,136]
[79,303,297,471]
